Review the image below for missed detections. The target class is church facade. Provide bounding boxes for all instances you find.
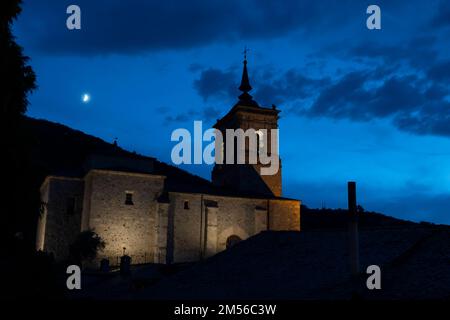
[36,59,301,265]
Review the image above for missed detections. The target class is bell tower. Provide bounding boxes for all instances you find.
[212,55,282,197]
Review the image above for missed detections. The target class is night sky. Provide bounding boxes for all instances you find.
[13,0,450,224]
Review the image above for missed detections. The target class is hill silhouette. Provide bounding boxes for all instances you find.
[24,116,214,191]
[300,206,421,230]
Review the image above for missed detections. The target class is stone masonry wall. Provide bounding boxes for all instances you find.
[37,177,84,261]
[168,192,272,263]
[39,172,300,265]
[213,108,282,197]
[268,199,301,231]
[154,201,169,263]
[82,170,165,265]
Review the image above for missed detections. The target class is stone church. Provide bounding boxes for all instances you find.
[36,58,301,265]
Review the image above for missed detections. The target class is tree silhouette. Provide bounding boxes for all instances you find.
[1,0,37,253]
[69,230,106,264]
[1,0,36,122]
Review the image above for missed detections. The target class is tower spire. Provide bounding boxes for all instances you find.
[238,47,256,105]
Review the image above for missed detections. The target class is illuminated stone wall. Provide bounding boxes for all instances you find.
[81,170,165,264]
[153,201,169,263]
[38,170,300,266]
[268,199,301,231]
[165,192,300,263]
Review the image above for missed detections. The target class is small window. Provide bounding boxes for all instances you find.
[125,192,134,205]
[184,201,190,210]
[66,197,76,215]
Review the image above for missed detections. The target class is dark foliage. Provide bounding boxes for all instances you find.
[0,0,36,122]
[1,0,38,254]
[69,230,105,263]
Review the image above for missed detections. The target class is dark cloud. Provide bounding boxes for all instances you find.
[15,0,356,55]
[297,35,450,138]
[348,36,438,69]
[192,66,329,106]
[428,60,450,81]
[255,69,330,105]
[304,65,450,137]
[430,0,450,29]
[394,102,450,137]
[305,72,425,120]
[193,68,238,102]
[193,36,450,138]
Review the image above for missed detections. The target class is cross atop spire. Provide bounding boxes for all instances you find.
[243,46,249,61]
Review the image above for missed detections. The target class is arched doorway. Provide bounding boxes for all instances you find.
[226,235,242,249]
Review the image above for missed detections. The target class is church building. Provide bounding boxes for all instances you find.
[35,58,301,265]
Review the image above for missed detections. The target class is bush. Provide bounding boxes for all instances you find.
[69,230,105,263]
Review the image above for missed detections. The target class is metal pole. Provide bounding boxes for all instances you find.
[348,181,360,276]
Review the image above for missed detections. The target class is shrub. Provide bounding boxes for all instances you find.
[69,229,105,263]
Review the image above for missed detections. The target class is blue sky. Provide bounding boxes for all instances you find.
[13,0,450,224]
